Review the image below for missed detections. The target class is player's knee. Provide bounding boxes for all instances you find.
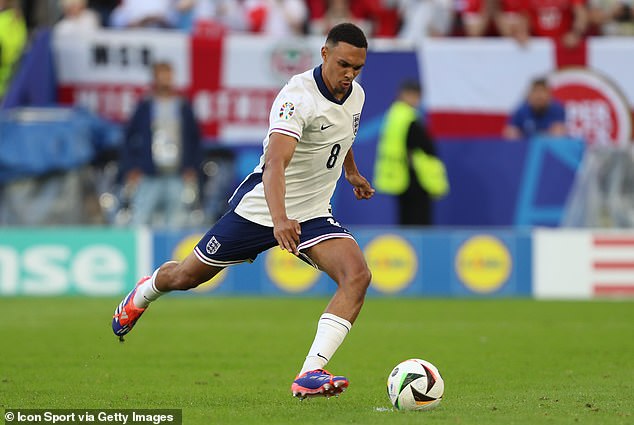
[357,266,371,291]
[343,266,371,298]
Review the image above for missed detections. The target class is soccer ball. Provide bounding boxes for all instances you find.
[387,358,444,411]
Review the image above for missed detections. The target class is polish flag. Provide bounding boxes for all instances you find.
[420,37,634,145]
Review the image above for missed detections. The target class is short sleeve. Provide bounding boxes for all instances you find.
[268,84,314,142]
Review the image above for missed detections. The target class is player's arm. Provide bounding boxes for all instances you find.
[343,148,375,200]
[263,132,302,255]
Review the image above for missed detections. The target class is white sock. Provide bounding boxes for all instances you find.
[133,268,165,308]
[299,313,352,375]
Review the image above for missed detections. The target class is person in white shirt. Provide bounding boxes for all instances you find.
[109,0,177,28]
[246,0,307,36]
[112,23,375,400]
[54,0,100,35]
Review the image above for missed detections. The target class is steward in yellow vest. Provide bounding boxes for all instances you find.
[373,81,448,225]
[0,1,27,98]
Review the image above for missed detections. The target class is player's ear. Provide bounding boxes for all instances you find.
[320,45,328,62]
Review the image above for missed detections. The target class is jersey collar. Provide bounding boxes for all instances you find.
[313,65,353,105]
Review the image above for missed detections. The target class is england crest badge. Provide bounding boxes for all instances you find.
[206,236,221,255]
[352,113,360,136]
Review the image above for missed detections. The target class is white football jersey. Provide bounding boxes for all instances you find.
[230,65,365,227]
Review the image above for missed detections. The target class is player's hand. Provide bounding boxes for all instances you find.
[347,173,375,200]
[273,217,301,255]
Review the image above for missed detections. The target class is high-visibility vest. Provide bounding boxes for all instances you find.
[0,8,27,96]
[374,101,414,195]
[374,101,449,198]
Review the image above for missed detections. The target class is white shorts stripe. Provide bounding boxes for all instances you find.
[194,247,252,267]
[297,232,356,252]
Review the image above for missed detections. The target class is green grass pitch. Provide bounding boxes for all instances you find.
[1,297,633,424]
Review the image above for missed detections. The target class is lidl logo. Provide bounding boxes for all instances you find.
[455,235,511,293]
[365,235,417,294]
[266,249,319,293]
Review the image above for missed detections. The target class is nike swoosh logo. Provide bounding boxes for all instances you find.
[317,352,329,361]
[320,123,334,131]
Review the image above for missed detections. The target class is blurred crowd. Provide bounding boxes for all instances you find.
[1,0,632,228]
[11,0,634,40]
[1,0,632,101]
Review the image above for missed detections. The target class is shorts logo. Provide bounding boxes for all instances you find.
[327,217,342,227]
[206,236,221,255]
[279,101,295,119]
[352,113,360,136]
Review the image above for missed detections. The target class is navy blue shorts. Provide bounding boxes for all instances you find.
[193,210,355,268]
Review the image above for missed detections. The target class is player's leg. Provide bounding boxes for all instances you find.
[292,237,371,398]
[139,251,224,298]
[302,237,371,364]
[112,253,223,338]
[112,209,278,339]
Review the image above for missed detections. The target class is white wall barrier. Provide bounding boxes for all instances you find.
[534,229,634,298]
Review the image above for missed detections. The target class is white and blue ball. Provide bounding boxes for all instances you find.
[387,358,444,411]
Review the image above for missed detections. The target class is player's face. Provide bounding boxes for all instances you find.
[321,42,366,100]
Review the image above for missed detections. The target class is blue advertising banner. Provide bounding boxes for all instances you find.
[152,228,532,298]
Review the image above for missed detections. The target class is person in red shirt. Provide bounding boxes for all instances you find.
[458,0,499,36]
[498,0,589,46]
[523,0,589,45]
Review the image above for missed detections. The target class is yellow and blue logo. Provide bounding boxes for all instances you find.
[455,235,511,293]
[265,249,319,293]
[365,235,417,294]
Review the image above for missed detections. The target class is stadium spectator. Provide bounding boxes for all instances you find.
[499,0,590,47]
[0,0,27,99]
[456,0,526,37]
[244,0,308,36]
[588,0,634,35]
[109,0,178,28]
[120,61,202,228]
[310,0,371,35]
[503,77,567,140]
[398,0,455,40]
[88,0,118,26]
[373,80,449,225]
[19,0,55,30]
[365,0,400,37]
[54,0,100,35]
[172,0,249,32]
[492,0,531,42]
